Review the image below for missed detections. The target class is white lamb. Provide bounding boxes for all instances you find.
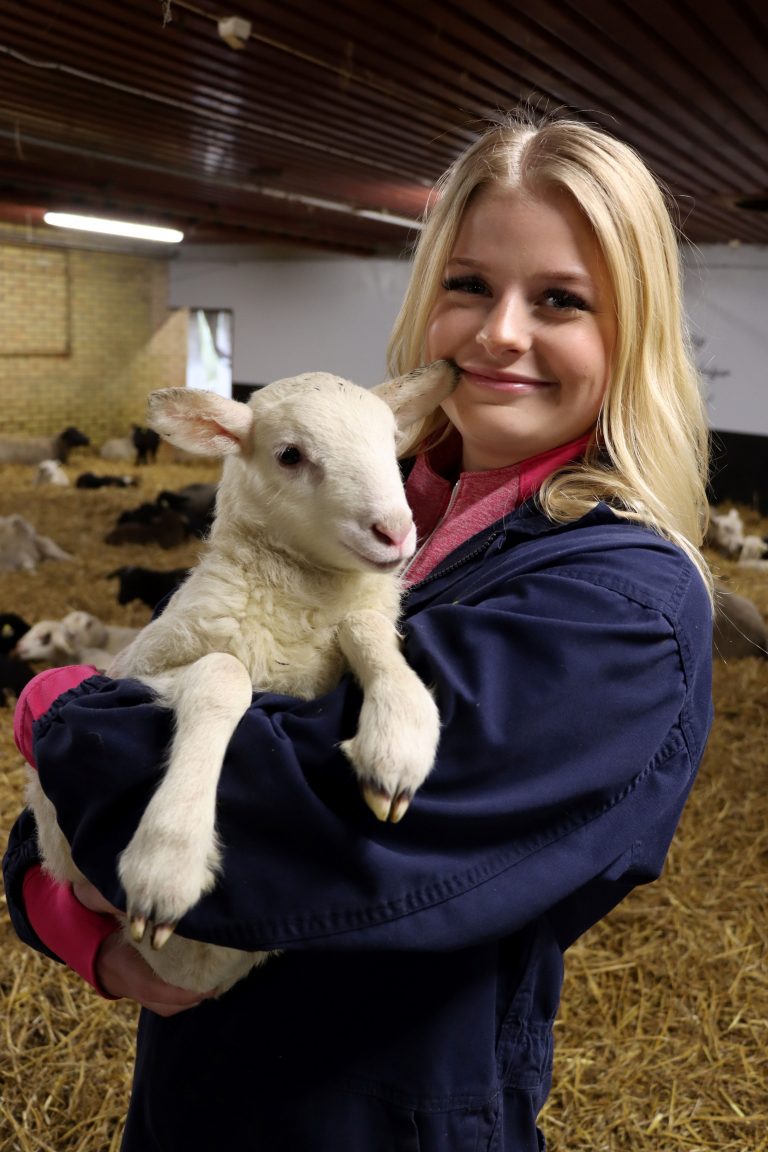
[0,515,72,572]
[35,459,70,487]
[736,534,768,564]
[28,360,458,996]
[705,506,744,557]
[16,611,140,669]
[60,610,140,657]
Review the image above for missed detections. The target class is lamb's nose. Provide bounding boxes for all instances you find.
[372,515,414,550]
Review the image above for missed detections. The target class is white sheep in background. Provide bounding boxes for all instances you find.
[736,534,768,564]
[705,506,745,557]
[0,426,89,464]
[35,459,70,487]
[0,515,72,572]
[99,436,134,462]
[15,611,140,669]
[28,360,458,996]
[60,610,141,656]
[705,507,768,566]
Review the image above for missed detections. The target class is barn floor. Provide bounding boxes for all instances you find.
[1,454,766,1151]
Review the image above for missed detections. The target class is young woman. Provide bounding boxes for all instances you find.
[4,110,713,1151]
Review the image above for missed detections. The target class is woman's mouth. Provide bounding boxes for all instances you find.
[461,368,554,393]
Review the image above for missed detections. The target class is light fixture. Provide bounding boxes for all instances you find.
[217,16,252,49]
[43,212,184,243]
[356,208,424,231]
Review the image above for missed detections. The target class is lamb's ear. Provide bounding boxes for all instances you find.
[53,624,77,658]
[148,388,254,457]
[372,360,459,456]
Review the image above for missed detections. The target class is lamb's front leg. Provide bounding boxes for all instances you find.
[337,610,440,823]
[118,652,253,949]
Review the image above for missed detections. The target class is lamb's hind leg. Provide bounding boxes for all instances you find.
[337,610,440,823]
[117,652,253,948]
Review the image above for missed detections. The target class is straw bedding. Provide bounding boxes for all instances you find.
[1,455,766,1151]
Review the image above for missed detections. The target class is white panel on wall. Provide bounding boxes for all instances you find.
[683,244,768,436]
[170,243,768,433]
[169,250,412,388]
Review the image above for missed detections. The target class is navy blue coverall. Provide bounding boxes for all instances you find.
[4,501,713,1151]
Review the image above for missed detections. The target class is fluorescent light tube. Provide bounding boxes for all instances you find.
[44,212,183,243]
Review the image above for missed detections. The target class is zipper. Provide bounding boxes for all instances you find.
[402,479,462,582]
[406,530,502,592]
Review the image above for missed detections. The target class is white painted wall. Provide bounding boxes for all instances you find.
[683,243,768,436]
[169,248,412,388]
[170,242,768,433]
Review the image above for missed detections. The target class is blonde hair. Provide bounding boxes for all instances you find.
[388,110,713,598]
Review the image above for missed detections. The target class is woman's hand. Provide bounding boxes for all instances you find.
[73,878,214,1017]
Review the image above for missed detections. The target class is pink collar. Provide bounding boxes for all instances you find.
[404,430,590,586]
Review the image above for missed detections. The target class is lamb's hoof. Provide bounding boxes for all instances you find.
[389,792,411,824]
[128,912,176,949]
[361,784,412,824]
[129,914,147,943]
[151,922,176,951]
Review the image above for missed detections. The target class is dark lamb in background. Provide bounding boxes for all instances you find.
[116,502,166,526]
[108,565,190,610]
[0,612,31,654]
[104,506,189,549]
[0,656,36,707]
[132,425,161,465]
[157,483,218,538]
[76,472,138,489]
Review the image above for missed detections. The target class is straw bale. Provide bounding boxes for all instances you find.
[1,469,766,1149]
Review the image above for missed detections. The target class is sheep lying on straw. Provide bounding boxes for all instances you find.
[0,515,72,572]
[16,612,139,670]
[0,426,89,464]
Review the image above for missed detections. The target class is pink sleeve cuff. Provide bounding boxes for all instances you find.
[14,665,99,767]
[23,864,121,999]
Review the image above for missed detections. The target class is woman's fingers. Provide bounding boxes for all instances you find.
[95,931,213,1015]
[73,876,212,1015]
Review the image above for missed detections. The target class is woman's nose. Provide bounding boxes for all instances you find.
[477,293,532,357]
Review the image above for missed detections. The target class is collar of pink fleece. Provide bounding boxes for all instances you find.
[403,429,590,586]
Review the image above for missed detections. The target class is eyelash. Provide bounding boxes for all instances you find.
[542,288,590,312]
[442,275,488,296]
[441,276,591,313]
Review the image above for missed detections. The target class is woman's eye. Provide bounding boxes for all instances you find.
[277,445,303,467]
[441,275,490,296]
[542,288,591,311]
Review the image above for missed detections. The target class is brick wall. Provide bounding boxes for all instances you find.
[0,230,187,443]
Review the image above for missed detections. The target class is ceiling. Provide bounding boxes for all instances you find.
[1,0,767,256]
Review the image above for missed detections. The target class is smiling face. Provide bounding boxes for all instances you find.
[425,185,617,471]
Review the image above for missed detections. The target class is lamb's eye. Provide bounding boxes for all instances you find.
[277,445,303,467]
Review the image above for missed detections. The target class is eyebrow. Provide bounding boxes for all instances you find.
[445,256,595,285]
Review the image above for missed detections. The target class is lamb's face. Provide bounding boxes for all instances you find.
[232,376,416,573]
[15,620,62,661]
[62,427,90,448]
[60,611,108,649]
[147,365,456,575]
